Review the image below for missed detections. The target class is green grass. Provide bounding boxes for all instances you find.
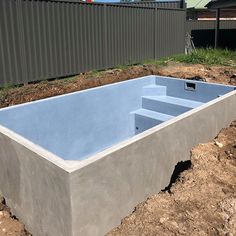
[171,48,236,66]
[143,48,236,66]
[114,64,130,70]
[142,58,171,66]
[0,86,11,101]
[90,64,132,77]
[60,75,78,83]
[90,70,106,77]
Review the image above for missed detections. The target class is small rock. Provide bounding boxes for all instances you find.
[215,141,223,148]
[226,233,234,236]
[2,228,6,232]
[169,221,178,229]
[159,217,168,223]
[0,211,9,219]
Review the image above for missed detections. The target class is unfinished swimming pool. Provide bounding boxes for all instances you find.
[0,76,234,161]
[0,75,236,236]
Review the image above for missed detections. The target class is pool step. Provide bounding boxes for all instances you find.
[134,108,174,121]
[134,108,174,134]
[142,85,166,96]
[142,95,203,116]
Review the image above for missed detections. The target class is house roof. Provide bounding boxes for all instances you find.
[205,0,236,9]
[186,0,211,9]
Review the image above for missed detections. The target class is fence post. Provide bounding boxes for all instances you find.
[16,0,28,84]
[153,7,157,60]
[183,10,187,53]
[215,8,220,48]
[103,3,108,69]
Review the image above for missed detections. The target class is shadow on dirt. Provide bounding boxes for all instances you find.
[162,160,192,193]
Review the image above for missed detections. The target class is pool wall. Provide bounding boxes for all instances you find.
[0,76,235,236]
[0,77,156,161]
[0,76,233,161]
[70,89,236,236]
[0,126,72,236]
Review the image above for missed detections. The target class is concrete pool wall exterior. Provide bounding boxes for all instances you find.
[0,75,236,236]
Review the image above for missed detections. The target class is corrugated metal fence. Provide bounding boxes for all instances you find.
[0,0,185,86]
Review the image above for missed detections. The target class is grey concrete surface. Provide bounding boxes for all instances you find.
[0,128,72,236]
[0,85,235,236]
[70,90,236,236]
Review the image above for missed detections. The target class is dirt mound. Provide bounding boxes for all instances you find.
[0,64,158,109]
[157,63,236,86]
[0,197,30,236]
[0,63,235,109]
[108,121,236,236]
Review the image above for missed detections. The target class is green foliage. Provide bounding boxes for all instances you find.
[115,64,130,70]
[90,70,104,77]
[144,48,236,66]
[61,75,78,83]
[0,86,11,101]
[0,83,21,101]
[143,58,171,66]
[168,48,236,66]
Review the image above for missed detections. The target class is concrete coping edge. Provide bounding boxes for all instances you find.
[0,77,235,172]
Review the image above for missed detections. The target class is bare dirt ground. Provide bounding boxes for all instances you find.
[0,63,236,236]
[0,197,30,236]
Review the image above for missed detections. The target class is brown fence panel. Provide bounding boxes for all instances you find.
[156,9,186,58]
[0,0,186,86]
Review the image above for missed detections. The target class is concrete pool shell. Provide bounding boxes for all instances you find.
[0,75,236,236]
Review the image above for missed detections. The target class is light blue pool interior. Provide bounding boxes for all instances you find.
[0,76,235,161]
